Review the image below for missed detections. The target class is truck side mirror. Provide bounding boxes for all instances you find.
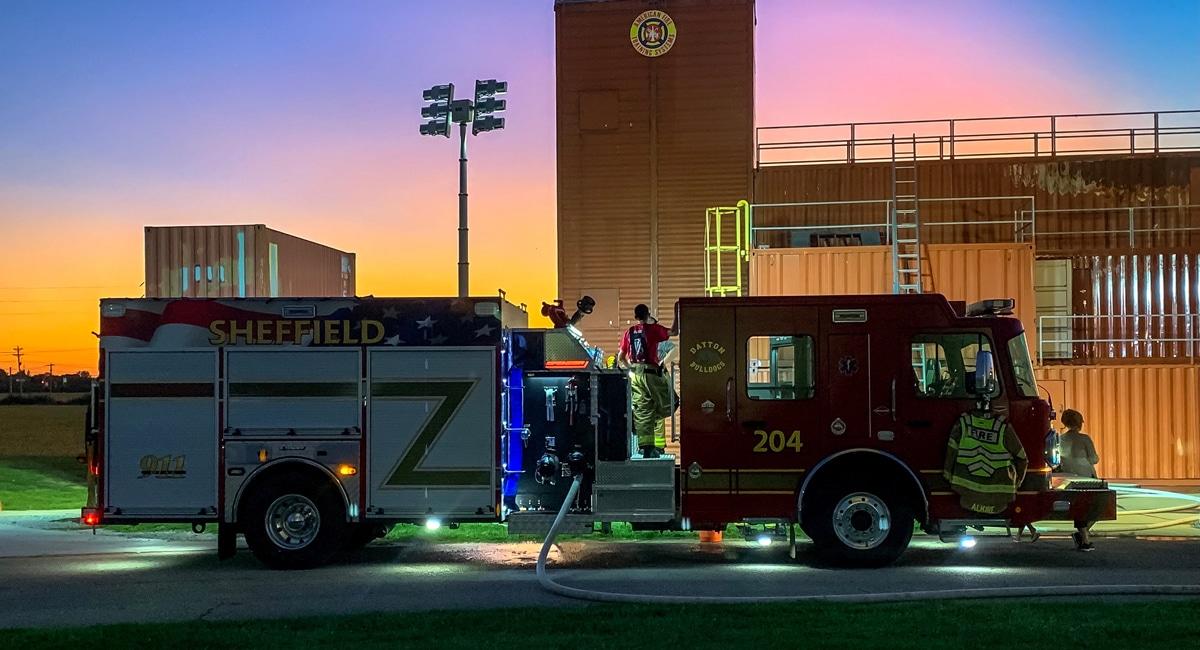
[974,350,998,397]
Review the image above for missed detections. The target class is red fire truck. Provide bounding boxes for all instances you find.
[83,293,1115,568]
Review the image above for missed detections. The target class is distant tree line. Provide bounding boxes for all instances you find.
[1,368,94,394]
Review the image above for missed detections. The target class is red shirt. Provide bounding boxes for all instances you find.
[620,322,671,365]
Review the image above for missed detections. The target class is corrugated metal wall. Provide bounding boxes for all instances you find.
[749,246,890,295]
[145,225,354,298]
[262,228,356,298]
[1060,252,1200,363]
[749,243,1037,349]
[1036,365,1200,480]
[556,0,754,355]
[752,154,1200,255]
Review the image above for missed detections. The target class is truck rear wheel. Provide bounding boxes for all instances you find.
[242,471,347,570]
[803,479,914,568]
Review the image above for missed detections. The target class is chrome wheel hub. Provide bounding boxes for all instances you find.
[832,492,891,550]
[265,494,320,550]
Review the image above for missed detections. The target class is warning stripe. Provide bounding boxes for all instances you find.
[229,382,358,398]
[110,383,213,398]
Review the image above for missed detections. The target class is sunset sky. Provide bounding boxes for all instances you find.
[2,0,1198,374]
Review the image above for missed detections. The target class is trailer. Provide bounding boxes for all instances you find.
[83,293,1115,568]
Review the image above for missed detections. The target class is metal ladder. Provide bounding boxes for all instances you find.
[890,134,922,293]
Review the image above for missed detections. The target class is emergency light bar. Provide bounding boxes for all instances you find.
[966,299,1015,317]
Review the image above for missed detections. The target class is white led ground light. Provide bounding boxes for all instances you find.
[536,477,1200,604]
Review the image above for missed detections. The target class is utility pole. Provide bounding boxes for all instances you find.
[11,347,23,395]
[47,363,54,393]
[420,79,507,298]
[6,366,11,396]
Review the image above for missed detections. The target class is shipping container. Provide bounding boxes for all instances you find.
[144,225,355,299]
[748,243,1037,354]
[1027,251,1200,364]
[556,0,755,357]
[751,154,1200,255]
[1036,365,1200,481]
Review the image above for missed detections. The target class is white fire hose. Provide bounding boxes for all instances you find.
[536,476,1200,604]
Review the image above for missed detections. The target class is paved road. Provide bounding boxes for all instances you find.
[1,513,1198,629]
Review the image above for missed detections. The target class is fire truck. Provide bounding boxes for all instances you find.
[83,293,1115,568]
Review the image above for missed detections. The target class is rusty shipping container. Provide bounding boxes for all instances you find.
[144,225,355,298]
[1036,365,1200,481]
[749,242,1037,351]
[1052,251,1200,364]
[751,154,1200,256]
[556,0,755,355]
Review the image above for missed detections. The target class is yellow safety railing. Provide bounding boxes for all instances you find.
[703,199,751,297]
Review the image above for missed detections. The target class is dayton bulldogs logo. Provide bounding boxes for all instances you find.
[688,340,727,374]
[630,10,677,57]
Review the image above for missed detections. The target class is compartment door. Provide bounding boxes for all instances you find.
[367,347,496,518]
[225,348,361,436]
[105,350,218,518]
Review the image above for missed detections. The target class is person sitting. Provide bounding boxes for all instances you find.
[1059,409,1099,478]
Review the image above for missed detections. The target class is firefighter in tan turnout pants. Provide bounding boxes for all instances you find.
[618,304,672,459]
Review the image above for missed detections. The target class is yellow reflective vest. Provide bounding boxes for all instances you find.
[943,410,1028,514]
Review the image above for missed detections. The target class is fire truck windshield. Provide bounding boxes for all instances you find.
[1007,333,1038,397]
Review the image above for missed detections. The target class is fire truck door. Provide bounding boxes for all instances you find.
[678,304,736,516]
[825,334,872,440]
[734,306,820,469]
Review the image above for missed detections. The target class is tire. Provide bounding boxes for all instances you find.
[242,471,347,570]
[802,478,914,568]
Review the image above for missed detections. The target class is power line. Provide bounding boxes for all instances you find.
[12,350,94,354]
[0,285,115,290]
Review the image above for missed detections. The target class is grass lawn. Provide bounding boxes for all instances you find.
[1,600,1196,648]
[0,404,85,457]
[0,456,87,511]
[0,404,87,510]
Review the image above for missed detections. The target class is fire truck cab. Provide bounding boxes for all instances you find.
[676,293,1115,565]
[83,292,1114,569]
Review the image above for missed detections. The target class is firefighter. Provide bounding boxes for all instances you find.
[943,393,1028,516]
[618,304,673,458]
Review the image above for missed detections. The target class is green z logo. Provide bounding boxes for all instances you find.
[372,380,491,487]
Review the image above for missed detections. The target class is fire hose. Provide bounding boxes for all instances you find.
[536,476,1200,604]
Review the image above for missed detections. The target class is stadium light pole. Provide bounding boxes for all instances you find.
[420,79,507,298]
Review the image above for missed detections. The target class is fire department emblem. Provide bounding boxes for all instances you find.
[630,10,677,57]
[838,355,859,376]
[688,340,727,374]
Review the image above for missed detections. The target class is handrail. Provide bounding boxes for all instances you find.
[756,109,1200,167]
[742,199,1200,249]
[1022,205,1200,247]
[1037,313,1199,364]
[746,196,1037,247]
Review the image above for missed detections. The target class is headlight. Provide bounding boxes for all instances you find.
[1044,429,1061,468]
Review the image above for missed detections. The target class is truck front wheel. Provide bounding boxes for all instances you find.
[243,471,347,570]
[803,479,914,568]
